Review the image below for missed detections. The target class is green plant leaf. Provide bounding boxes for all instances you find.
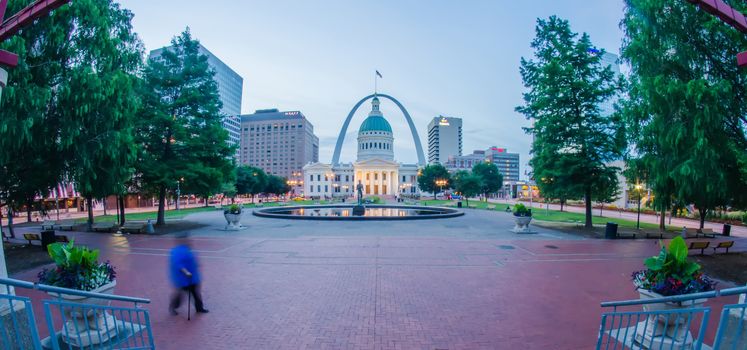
[668,236,688,264]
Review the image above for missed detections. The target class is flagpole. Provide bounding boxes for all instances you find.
[374,70,377,94]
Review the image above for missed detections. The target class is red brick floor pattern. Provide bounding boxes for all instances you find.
[11,231,741,350]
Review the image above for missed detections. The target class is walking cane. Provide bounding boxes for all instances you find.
[187,289,191,321]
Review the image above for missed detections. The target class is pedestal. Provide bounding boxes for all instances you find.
[352,205,365,216]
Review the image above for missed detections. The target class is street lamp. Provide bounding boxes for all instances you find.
[635,183,643,230]
[434,179,447,200]
[176,177,184,210]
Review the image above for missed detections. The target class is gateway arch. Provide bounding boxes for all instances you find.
[331,93,426,166]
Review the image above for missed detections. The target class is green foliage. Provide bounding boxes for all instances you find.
[265,175,290,196]
[39,240,116,291]
[513,203,531,217]
[136,29,234,224]
[634,236,715,295]
[472,162,503,197]
[516,16,625,228]
[236,166,268,197]
[620,0,747,226]
[225,204,241,214]
[453,170,483,206]
[417,164,451,198]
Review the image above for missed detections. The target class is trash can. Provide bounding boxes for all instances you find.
[41,230,56,249]
[723,224,731,237]
[605,223,618,239]
[457,201,462,208]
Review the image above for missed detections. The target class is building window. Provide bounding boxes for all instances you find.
[325,185,328,192]
[317,185,321,192]
[346,175,350,182]
[383,173,387,180]
[317,175,321,181]
[374,173,378,180]
[310,175,313,182]
[366,173,370,180]
[402,175,406,182]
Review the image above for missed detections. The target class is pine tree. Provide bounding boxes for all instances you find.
[516,16,625,228]
[137,29,234,224]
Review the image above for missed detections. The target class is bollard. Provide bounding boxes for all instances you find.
[146,219,155,234]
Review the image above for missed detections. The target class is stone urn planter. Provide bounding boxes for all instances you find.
[633,288,706,348]
[47,280,118,347]
[224,211,243,230]
[512,215,534,233]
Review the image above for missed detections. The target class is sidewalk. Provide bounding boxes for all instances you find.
[489,198,747,238]
[0,201,210,228]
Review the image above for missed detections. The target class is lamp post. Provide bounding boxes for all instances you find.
[176,177,184,210]
[434,179,447,200]
[635,184,643,230]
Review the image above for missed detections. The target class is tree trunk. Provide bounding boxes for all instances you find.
[103,198,107,216]
[584,186,592,228]
[599,204,603,216]
[26,199,32,222]
[699,208,707,230]
[659,207,666,231]
[7,207,15,238]
[204,197,209,207]
[157,185,166,225]
[119,195,126,225]
[560,200,565,212]
[86,196,94,231]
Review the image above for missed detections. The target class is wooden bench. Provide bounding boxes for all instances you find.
[643,230,664,239]
[688,241,710,255]
[487,205,496,210]
[92,222,118,232]
[696,228,717,239]
[23,233,41,245]
[56,235,70,243]
[682,228,700,238]
[40,220,57,230]
[713,241,735,254]
[54,221,75,231]
[617,231,638,239]
[120,221,146,234]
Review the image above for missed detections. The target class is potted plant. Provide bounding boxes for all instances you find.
[37,240,118,347]
[512,203,534,233]
[630,236,716,348]
[224,204,243,230]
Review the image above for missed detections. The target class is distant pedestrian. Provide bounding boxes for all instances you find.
[169,234,209,315]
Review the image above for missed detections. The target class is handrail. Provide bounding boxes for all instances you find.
[0,277,150,304]
[601,285,747,308]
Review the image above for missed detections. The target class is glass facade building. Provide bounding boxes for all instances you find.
[149,43,244,159]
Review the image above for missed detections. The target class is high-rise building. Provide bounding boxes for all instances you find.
[485,147,520,182]
[149,43,244,158]
[427,116,462,164]
[597,51,620,116]
[239,109,319,185]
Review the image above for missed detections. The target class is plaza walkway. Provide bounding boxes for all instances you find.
[9,208,745,349]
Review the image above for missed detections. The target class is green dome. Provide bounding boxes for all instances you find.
[359,115,392,133]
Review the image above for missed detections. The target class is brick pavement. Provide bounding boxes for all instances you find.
[9,209,744,349]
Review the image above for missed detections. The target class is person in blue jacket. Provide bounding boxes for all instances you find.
[169,234,209,315]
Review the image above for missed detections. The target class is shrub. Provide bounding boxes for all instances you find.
[513,203,531,217]
[631,237,716,296]
[225,204,242,214]
[37,240,116,291]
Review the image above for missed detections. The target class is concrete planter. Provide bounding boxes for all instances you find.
[224,211,243,230]
[633,288,707,348]
[47,280,118,348]
[512,215,534,233]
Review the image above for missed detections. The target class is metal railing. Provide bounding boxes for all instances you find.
[597,285,747,350]
[0,277,154,350]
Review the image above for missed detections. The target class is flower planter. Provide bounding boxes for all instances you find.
[633,288,707,348]
[224,211,243,230]
[47,280,118,348]
[512,215,534,233]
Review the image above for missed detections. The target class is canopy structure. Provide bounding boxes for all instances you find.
[0,0,71,67]
[687,0,747,67]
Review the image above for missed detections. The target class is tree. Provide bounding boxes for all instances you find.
[136,29,234,224]
[453,171,483,207]
[220,182,237,205]
[591,168,620,216]
[265,175,290,197]
[620,0,747,228]
[516,16,625,228]
[417,164,451,200]
[56,0,143,230]
[472,162,503,200]
[235,166,267,203]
